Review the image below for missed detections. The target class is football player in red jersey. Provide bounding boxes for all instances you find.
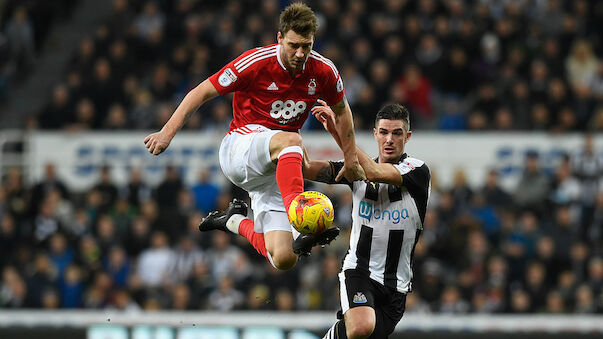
[144,3,366,270]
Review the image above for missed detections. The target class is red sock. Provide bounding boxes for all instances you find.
[238,219,267,258]
[276,151,304,212]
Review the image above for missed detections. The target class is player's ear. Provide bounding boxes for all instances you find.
[373,127,377,139]
[406,130,412,142]
[277,31,283,43]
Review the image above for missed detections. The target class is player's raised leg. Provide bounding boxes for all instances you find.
[198,199,268,259]
[269,131,305,210]
[264,230,296,270]
[266,130,304,268]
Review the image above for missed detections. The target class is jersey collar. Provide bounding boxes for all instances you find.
[375,153,408,163]
[276,44,307,76]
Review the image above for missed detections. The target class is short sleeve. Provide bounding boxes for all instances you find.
[208,53,255,96]
[394,159,430,224]
[327,160,352,187]
[318,59,345,106]
[393,160,430,192]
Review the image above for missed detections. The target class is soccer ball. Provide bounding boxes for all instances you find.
[288,191,335,235]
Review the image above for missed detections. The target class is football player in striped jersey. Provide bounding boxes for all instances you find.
[306,101,430,339]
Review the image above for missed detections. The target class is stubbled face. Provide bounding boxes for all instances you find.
[278,30,314,73]
[373,119,411,163]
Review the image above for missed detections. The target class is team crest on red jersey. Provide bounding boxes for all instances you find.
[308,79,317,95]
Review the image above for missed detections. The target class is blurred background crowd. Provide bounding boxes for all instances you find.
[0,0,601,131]
[0,0,602,316]
[1,134,602,313]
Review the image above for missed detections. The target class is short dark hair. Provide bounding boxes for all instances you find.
[375,104,411,131]
[279,2,317,37]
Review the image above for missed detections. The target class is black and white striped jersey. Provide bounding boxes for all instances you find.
[329,154,430,293]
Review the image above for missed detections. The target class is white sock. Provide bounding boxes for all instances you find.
[290,226,301,240]
[267,251,277,269]
[226,214,245,234]
[277,145,303,159]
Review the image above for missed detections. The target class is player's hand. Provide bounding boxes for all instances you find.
[143,130,172,155]
[337,161,367,182]
[311,99,337,135]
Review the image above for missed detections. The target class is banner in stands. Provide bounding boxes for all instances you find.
[27,132,602,192]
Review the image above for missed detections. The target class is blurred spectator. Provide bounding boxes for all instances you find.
[25,254,57,307]
[245,283,270,311]
[169,236,204,283]
[134,1,165,42]
[122,167,151,209]
[566,40,599,93]
[59,264,84,308]
[136,231,174,287]
[513,151,549,213]
[208,276,244,312]
[107,289,140,312]
[77,235,102,274]
[93,166,119,213]
[438,286,470,313]
[206,231,245,282]
[32,197,63,244]
[29,163,69,216]
[104,246,130,288]
[397,64,433,127]
[48,233,74,277]
[5,6,35,77]
[39,85,73,129]
[572,136,603,237]
[155,165,183,210]
[171,283,194,310]
[0,266,27,307]
[191,168,220,214]
[3,167,27,222]
[0,214,18,267]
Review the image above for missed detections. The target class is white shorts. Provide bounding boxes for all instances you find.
[219,124,291,234]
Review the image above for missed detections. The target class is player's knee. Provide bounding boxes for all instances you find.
[346,320,375,339]
[280,132,302,148]
[270,250,297,270]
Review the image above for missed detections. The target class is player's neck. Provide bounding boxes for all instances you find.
[286,67,302,77]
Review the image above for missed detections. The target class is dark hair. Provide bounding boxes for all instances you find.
[279,2,318,37]
[375,104,411,131]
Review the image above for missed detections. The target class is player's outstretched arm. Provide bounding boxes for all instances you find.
[312,101,401,186]
[355,147,403,186]
[144,79,219,155]
[329,98,367,182]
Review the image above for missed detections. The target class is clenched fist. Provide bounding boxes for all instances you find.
[144,130,173,155]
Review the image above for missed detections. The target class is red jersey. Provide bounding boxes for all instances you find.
[208,44,345,132]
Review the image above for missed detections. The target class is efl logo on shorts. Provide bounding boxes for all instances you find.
[218,68,237,87]
[270,100,307,122]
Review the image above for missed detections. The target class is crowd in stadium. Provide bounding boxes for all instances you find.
[1,0,603,315]
[1,134,601,313]
[6,0,597,132]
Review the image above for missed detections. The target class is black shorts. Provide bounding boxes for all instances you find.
[338,269,406,338]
